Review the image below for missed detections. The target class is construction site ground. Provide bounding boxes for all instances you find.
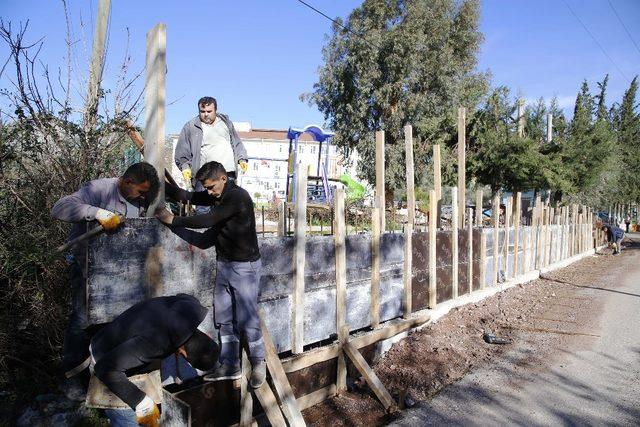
[303,234,640,426]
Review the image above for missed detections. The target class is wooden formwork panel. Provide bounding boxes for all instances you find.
[411,232,430,312]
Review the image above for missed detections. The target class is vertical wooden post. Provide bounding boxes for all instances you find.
[370,208,380,328]
[467,207,473,293]
[278,201,286,237]
[572,204,578,256]
[549,207,555,264]
[517,99,525,138]
[375,131,386,232]
[523,213,529,273]
[240,350,253,427]
[403,125,415,318]
[480,232,487,289]
[503,196,512,278]
[334,188,347,393]
[544,206,551,266]
[475,189,483,226]
[144,23,166,215]
[433,145,442,201]
[492,193,500,286]
[457,108,466,229]
[451,187,459,299]
[428,190,437,308]
[513,192,521,276]
[84,0,111,133]
[291,164,308,354]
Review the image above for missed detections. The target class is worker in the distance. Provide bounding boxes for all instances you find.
[90,294,218,426]
[174,97,248,213]
[51,162,159,400]
[602,224,625,255]
[155,161,266,389]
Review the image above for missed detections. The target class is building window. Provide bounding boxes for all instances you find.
[300,146,304,154]
[253,162,258,171]
[310,146,316,154]
[275,181,280,189]
[275,165,281,173]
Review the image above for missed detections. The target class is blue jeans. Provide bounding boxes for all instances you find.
[214,258,264,366]
[104,408,138,426]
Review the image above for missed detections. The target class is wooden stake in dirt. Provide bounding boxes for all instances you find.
[513,192,521,276]
[371,207,381,328]
[240,350,253,427]
[277,201,286,237]
[480,231,487,289]
[84,0,111,134]
[433,144,442,201]
[457,107,466,229]
[467,207,473,293]
[475,188,483,226]
[452,187,459,299]
[492,193,500,286]
[517,99,525,138]
[144,23,166,215]
[429,190,437,308]
[376,131,386,232]
[292,164,308,354]
[259,312,307,426]
[341,326,397,413]
[334,188,347,392]
[403,125,414,318]
[503,196,512,278]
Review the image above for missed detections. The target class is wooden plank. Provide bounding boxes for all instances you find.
[371,207,381,328]
[492,193,500,286]
[333,188,347,393]
[144,23,166,215]
[376,131,386,232]
[480,232,487,289]
[467,208,473,293]
[280,313,431,374]
[296,385,337,411]
[259,311,307,426]
[429,190,437,308]
[277,201,286,237]
[405,125,416,228]
[457,107,466,229]
[403,222,413,317]
[253,377,287,427]
[84,0,111,134]
[475,189,483,226]
[451,187,459,299]
[240,350,253,427]
[433,145,442,201]
[292,164,308,354]
[503,196,512,278]
[513,192,521,276]
[343,331,397,412]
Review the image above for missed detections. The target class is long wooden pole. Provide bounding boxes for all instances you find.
[376,131,386,232]
[492,193,500,286]
[144,23,166,215]
[334,188,347,393]
[451,187,459,299]
[291,164,308,354]
[403,125,415,318]
[84,0,111,134]
[370,208,380,328]
[458,108,466,229]
[428,190,437,308]
[513,192,521,276]
[467,207,473,293]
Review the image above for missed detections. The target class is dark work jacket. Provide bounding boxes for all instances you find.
[91,294,207,409]
[608,226,625,242]
[167,180,260,262]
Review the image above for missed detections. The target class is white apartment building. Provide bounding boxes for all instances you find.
[168,122,359,203]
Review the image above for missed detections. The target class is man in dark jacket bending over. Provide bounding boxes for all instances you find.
[156,161,266,389]
[602,224,625,255]
[91,294,217,426]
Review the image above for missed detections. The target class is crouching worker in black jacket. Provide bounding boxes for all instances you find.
[91,294,218,426]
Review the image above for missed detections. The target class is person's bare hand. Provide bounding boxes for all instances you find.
[155,207,174,225]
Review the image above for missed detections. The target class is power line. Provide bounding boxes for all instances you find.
[607,0,640,58]
[561,0,629,82]
[294,0,382,50]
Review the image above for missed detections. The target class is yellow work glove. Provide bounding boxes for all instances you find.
[238,160,248,173]
[95,209,121,231]
[135,396,160,427]
[182,168,192,183]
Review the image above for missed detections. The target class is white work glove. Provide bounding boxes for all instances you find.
[95,209,121,231]
[135,395,160,427]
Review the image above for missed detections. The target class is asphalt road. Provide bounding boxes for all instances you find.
[388,239,640,426]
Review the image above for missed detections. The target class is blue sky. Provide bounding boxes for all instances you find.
[1,0,639,134]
